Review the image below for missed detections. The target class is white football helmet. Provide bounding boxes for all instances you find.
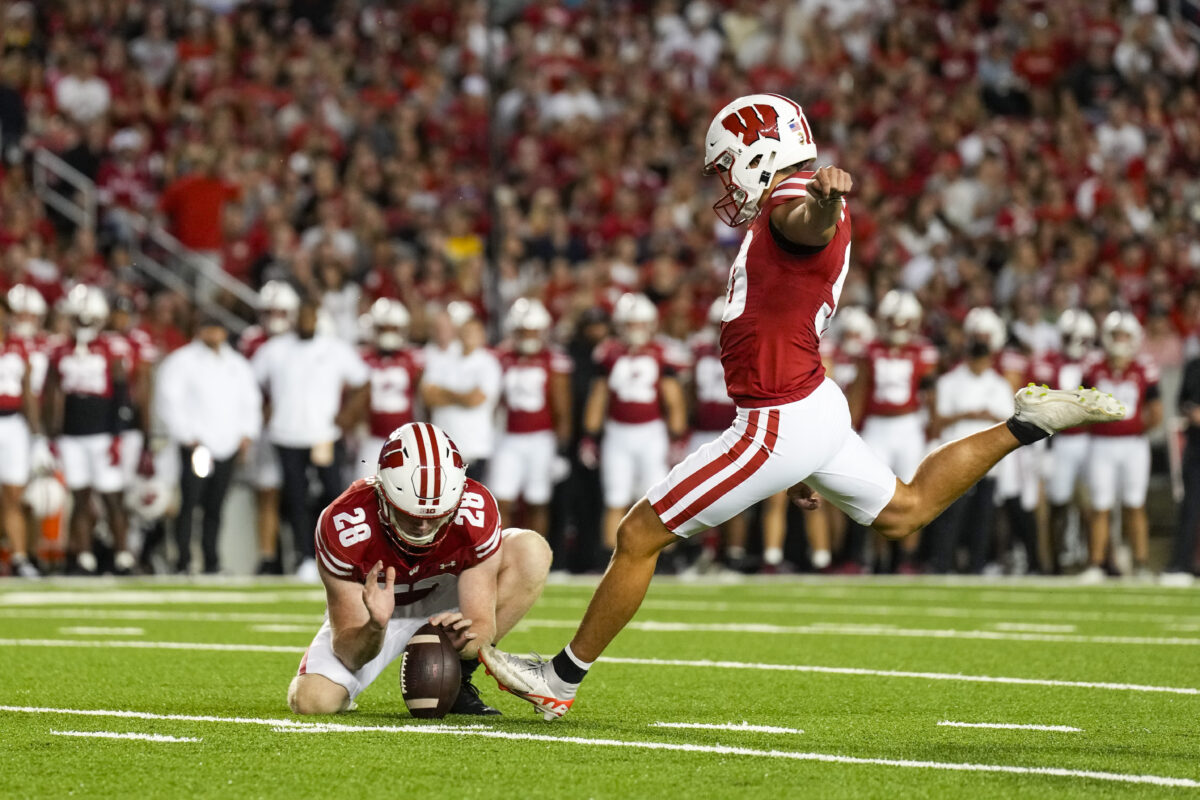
[446,300,476,329]
[1057,309,1097,360]
[369,297,410,351]
[260,280,300,335]
[703,93,818,226]
[7,284,46,338]
[614,292,658,347]
[64,284,109,340]
[375,422,468,554]
[126,476,173,522]
[1101,310,1142,361]
[834,306,876,357]
[505,298,552,355]
[24,474,67,518]
[964,307,1007,353]
[878,289,922,346]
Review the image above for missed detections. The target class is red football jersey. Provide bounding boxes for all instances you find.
[0,339,29,413]
[594,339,676,425]
[995,348,1030,386]
[238,325,270,359]
[14,332,57,397]
[1029,351,1093,436]
[363,347,424,438]
[862,339,939,417]
[497,345,573,434]
[102,329,157,375]
[314,477,502,607]
[820,339,861,391]
[719,172,852,408]
[691,340,735,432]
[51,336,120,436]
[1084,356,1160,437]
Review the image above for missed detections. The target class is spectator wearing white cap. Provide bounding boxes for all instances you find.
[252,296,368,581]
[156,314,261,573]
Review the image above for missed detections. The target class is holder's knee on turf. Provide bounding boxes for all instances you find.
[287,674,351,715]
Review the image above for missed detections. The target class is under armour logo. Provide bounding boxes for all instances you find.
[440,561,456,570]
[408,566,419,576]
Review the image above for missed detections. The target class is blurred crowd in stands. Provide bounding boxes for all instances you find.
[0,0,1199,580]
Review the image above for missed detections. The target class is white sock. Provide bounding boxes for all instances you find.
[811,549,831,569]
[727,545,746,560]
[764,547,784,566]
[563,643,594,671]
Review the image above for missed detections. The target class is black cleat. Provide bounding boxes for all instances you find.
[449,673,501,716]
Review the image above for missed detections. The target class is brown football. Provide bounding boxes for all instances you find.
[399,623,461,719]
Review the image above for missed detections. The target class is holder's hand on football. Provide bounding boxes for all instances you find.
[363,561,396,630]
[787,481,822,510]
[806,166,851,206]
[428,610,477,652]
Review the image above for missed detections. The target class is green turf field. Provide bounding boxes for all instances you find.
[1,576,1198,798]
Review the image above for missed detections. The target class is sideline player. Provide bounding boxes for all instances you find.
[490,298,572,538]
[287,422,552,715]
[358,298,423,478]
[1081,312,1161,581]
[479,93,1124,719]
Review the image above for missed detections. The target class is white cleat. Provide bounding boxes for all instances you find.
[1013,385,1126,434]
[1078,565,1106,585]
[1159,572,1195,588]
[479,645,575,721]
[294,558,320,584]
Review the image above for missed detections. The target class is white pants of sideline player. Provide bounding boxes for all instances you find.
[488,430,556,505]
[1045,433,1090,506]
[860,412,924,483]
[58,433,125,493]
[1087,435,1150,511]
[296,529,517,701]
[602,419,668,509]
[0,414,31,486]
[649,378,897,537]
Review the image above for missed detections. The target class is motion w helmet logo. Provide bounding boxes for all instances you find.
[721,104,780,146]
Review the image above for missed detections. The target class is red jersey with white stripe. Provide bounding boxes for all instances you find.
[497,345,573,434]
[691,340,735,432]
[862,339,939,417]
[1029,351,1092,436]
[237,325,270,359]
[1083,356,1159,438]
[995,348,1030,387]
[51,336,121,436]
[102,329,157,375]
[363,347,424,438]
[595,339,677,425]
[14,332,57,397]
[313,477,502,607]
[0,339,29,414]
[719,172,852,408]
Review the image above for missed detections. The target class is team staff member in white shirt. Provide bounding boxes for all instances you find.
[156,314,262,574]
[928,308,1015,574]
[253,298,369,581]
[421,315,502,480]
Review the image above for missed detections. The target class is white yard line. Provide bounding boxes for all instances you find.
[650,721,804,735]
[938,721,1082,733]
[0,590,324,607]
[520,618,1200,647]
[992,623,1077,633]
[596,657,1198,695]
[2,705,1192,788]
[50,730,200,743]
[0,638,305,653]
[57,626,145,636]
[4,603,1199,628]
[0,639,1192,695]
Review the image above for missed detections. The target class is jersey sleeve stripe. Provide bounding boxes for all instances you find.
[316,547,351,577]
[474,525,501,554]
[772,189,807,199]
[316,534,353,571]
[475,524,502,559]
